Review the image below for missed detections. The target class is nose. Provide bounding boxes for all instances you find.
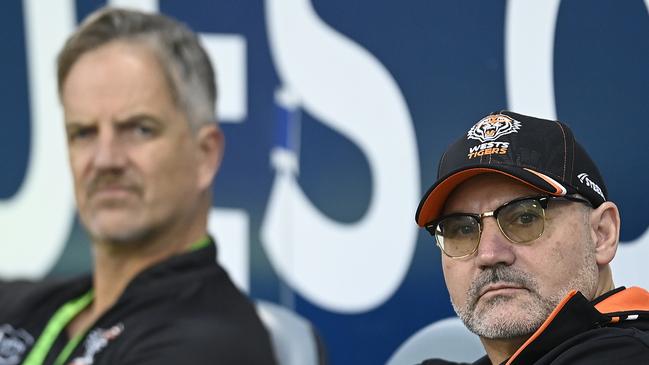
[93,128,126,170]
[474,217,515,269]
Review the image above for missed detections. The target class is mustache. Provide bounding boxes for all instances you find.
[86,171,142,197]
[467,265,537,306]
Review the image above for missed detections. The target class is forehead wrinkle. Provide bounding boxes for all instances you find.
[62,41,178,125]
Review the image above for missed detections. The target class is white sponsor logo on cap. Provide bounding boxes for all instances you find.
[577,173,605,201]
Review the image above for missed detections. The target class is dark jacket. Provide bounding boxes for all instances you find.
[0,242,277,365]
[420,287,649,365]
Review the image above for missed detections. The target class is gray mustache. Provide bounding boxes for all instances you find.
[86,172,141,197]
[469,265,535,301]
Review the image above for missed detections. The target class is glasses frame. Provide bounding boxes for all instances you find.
[425,195,592,259]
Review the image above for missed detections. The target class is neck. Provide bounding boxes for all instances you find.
[91,206,209,312]
[93,231,206,308]
[67,215,208,337]
[595,265,615,298]
[480,335,528,364]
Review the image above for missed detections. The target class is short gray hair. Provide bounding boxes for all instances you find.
[57,7,217,130]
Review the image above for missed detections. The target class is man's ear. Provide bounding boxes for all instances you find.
[195,124,224,191]
[591,201,621,266]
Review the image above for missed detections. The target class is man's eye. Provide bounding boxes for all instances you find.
[512,212,540,225]
[458,225,476,235]
[123,122,157,139]
[68,128,95,142]
[442,220,477,238]
[134,125,154,136]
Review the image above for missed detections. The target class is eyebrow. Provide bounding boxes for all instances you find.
[65,117,94,127]
[65,113,164,129]
[118,113,163,126]
[65,120,96,135]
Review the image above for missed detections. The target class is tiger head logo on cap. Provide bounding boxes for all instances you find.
[467,114,521,143]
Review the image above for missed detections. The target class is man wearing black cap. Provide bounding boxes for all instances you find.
[415,111,649,364]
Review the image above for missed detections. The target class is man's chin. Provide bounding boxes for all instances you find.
[85,217,150,245]
[92,230,147,246]
[474,292,533,319]
[464,310,539,339]
[462,295,550,339]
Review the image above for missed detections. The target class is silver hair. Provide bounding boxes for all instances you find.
[57,7,217,130]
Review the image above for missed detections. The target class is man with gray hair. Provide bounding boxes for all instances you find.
[0,7,276,364]
[415,111,649,364]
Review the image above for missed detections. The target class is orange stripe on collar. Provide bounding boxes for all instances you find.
[506,290,578,365]
[594,286,649,314]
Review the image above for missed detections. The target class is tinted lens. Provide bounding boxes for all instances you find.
[435,215,480,257]
[497,198,545,243]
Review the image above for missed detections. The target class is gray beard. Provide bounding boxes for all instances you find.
[452,253,598,339]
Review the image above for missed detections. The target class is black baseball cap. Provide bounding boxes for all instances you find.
[415,111,608,227]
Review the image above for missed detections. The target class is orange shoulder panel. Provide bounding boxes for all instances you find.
[594,287,649,314]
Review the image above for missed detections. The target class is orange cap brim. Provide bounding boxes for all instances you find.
[415,167,568,226]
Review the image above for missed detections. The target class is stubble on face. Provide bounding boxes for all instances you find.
[81,168,147,245]
[452,233,598,340]
[452,265,557,339]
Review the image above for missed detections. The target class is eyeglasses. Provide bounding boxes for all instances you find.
[425,195,592,258]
